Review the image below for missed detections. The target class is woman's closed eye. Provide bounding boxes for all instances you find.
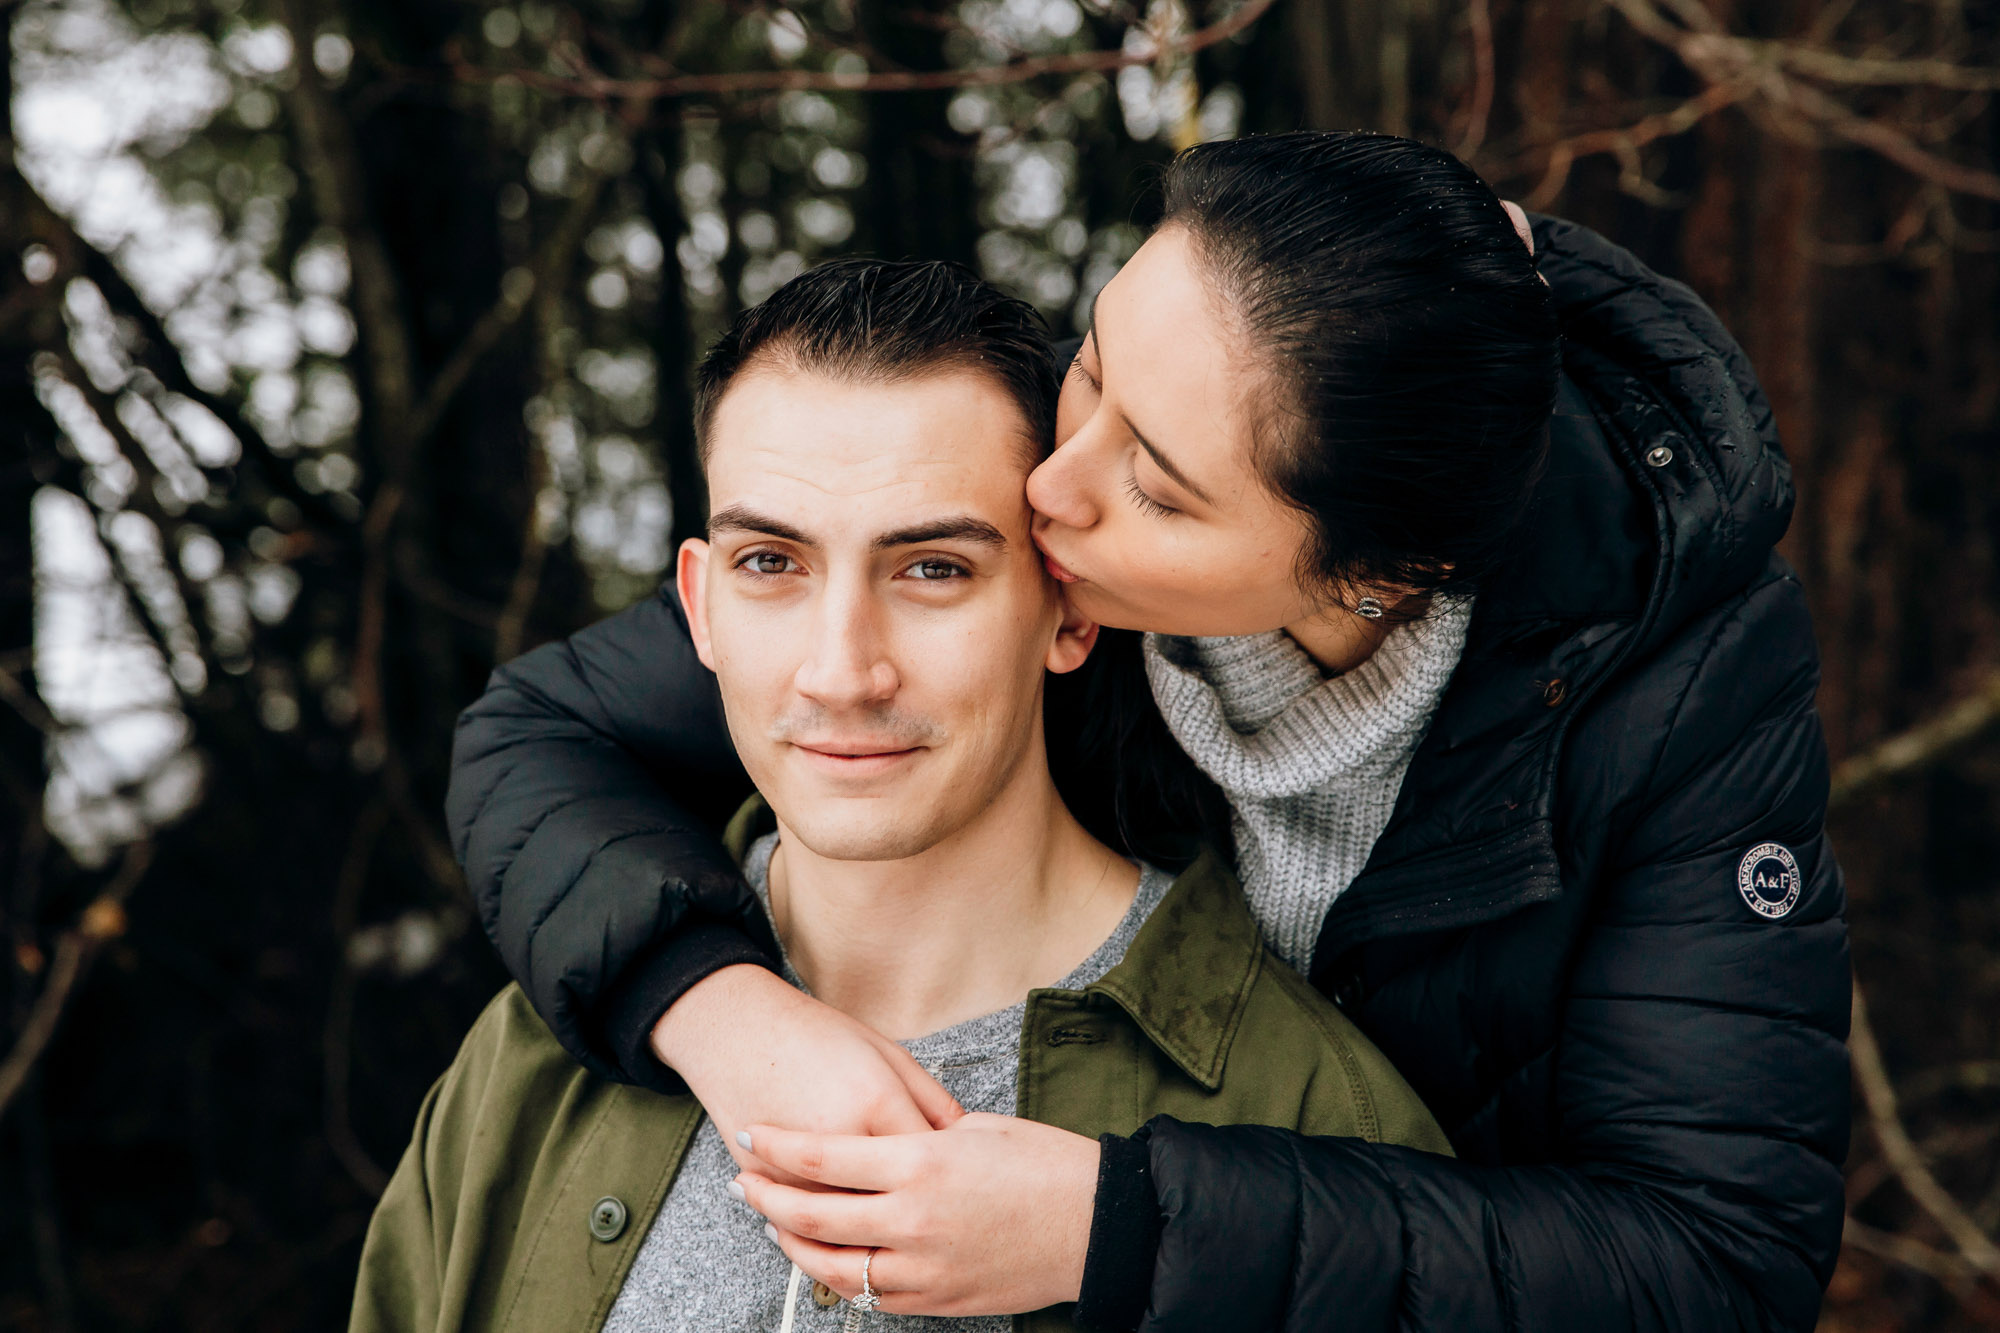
[1067,355,1101,394]
[1124,468,1179,519]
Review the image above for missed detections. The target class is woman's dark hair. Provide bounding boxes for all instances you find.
[1057,134,1561,862]
[1161,131,1561,605]
[692,257,1057,465]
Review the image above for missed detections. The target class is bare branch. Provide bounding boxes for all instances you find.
[1603,0,2000,203]
[0,842,154,1121]
[1741,39,2000,93]
[405,160,615,452]
[1829,672,2000,809]
[439,0,1277,101]
[1848,985,2000,1279]
[1897,1059,2000,1106]
[1782,77,2000,203]
[1842,1216,1989,1289]
[1517,83,1754,210]
[273,0,417,438]
[0,658,58,735]
[5,140,337,528]
[74,247,338,527]
[324,800,389,1197]
[1455,0,1496,160]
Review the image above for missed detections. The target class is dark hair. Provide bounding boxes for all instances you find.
[1057,135,1562,863]
[693,258,1058,465]
[1160,132,1560,606]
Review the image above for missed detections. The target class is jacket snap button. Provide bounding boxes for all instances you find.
[1333,977,1364,1010]
[1542,678,1567,708]
[1645,445,1674,467]
[812,1281,840,1308]
[589,1196,628,1243]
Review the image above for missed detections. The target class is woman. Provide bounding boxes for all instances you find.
[447,133,1848,1331]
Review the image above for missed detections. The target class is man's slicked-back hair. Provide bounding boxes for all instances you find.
[692,258,1058,464]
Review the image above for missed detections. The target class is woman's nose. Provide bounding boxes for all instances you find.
[1025,436,1099,529]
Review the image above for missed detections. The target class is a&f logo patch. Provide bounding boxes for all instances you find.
[1737,843,1802,919]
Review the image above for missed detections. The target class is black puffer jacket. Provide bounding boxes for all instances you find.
[445,217,1850,1332]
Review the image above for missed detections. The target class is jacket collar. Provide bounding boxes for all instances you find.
[1078,848,1262,1092]
[725,798,1261,1094]
[1311,217,1794,974]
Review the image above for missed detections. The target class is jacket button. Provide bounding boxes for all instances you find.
[1645,444,1674,467]
[1542,678,1567,707]
[589,1196,628,1243]
[1332,976,1364,1010]
[812,1281,840,1308]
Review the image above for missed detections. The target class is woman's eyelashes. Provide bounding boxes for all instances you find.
[1124,469,1179,519]
[1067,355,1101,393]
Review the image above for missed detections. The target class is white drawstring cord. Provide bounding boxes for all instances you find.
[779,1261,805,1333]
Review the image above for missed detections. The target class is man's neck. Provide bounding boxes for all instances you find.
[765,764,1138,1041]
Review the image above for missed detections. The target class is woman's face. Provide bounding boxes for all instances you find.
[1025,225,1329,638]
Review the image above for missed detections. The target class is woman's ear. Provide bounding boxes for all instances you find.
[675,538,719,671]
[1045,596,1101,675]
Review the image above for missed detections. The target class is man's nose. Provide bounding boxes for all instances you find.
[791,582,898,709]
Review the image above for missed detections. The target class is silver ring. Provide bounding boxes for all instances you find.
[853,1248,881,1313]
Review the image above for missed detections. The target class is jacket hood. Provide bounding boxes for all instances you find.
[1504,215,1794,646]
[1313,216,1797,962]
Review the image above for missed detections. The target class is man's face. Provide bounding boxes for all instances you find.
[679,363,1096,863]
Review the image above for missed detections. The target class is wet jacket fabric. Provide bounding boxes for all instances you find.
[444,216,1850,1332]
[351,801,1449,1333]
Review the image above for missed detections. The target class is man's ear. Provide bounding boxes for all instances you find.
[676,538,719,672]
[1044,596,1100,675]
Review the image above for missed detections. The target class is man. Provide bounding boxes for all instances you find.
[352,260,1448,1333]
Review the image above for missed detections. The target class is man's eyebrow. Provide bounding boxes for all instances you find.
[872,517,1008,551]
[707,505,816,545]
[1093,319,1218,508]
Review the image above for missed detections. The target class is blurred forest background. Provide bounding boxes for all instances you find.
[1,0,1998,1327]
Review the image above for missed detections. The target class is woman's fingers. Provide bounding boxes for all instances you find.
[868,1036,965,1130]
[735,1169,895,1245]
[739,1125,924,1192]
[763,1231,925,1315]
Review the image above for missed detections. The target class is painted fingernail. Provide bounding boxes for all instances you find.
[736,1130,754,1152]
[764,1222,779,1243]
[726,1180,746,1202]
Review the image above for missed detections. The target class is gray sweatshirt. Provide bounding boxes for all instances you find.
[602,835,1173,1333]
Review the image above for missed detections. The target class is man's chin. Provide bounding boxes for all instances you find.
[778,812,949,864]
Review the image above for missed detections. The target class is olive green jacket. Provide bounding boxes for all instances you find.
[351,815,1450,1333]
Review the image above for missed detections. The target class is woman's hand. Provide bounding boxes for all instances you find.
[651,965,963,1182]
[731,1112,1101,1316]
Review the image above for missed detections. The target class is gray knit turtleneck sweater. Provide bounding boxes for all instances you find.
[1142,598,1473,971]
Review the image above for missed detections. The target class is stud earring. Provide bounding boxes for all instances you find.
[1354,596,1385,620]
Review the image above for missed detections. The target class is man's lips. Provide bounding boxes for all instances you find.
[790,743,924,774]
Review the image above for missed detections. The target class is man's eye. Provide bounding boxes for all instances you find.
[741,552,796,576]
[905,559,969,582]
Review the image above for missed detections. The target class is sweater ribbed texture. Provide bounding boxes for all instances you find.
[1142,599,1473,971]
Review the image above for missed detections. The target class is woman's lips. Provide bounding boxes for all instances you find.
[1033,534,1082,584]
